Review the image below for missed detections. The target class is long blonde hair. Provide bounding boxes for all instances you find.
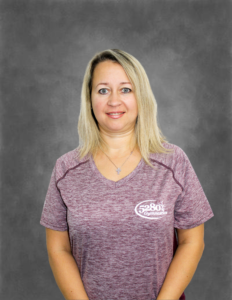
[77,49,173,169]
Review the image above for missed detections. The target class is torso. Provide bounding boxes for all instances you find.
[92,146,143,182]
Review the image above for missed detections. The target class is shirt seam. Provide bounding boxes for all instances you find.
[152,159,184,192]
[56,163,81,188]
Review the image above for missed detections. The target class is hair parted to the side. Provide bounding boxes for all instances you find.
[76,49,174,169]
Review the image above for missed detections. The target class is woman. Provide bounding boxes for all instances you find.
[40,49,214,300]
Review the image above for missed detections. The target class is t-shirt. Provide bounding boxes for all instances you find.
[40,142,214,300]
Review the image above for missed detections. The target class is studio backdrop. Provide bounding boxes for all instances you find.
[1,0,231,299]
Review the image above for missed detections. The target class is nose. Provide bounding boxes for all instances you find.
[107,90,121,107]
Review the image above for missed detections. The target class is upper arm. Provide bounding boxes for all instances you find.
[176,223,205,246]
[46,228,71,255]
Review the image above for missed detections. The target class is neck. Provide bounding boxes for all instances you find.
[98,128,137,158]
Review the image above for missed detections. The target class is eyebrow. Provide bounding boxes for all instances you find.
[96,82,132,88]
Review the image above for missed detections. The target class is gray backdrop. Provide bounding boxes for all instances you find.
[1,0,231,299]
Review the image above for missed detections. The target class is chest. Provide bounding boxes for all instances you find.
[93,151,143,182]
[58,160,182,245]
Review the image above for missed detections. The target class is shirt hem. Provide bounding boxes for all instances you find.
[174,211,214,229]
[40,220,68,231]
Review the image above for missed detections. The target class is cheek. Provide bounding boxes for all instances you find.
[93,100,105,116]
[127,97,138,113]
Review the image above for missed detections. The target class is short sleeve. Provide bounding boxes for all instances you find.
[174,149,214,229]
[40,162,68,231]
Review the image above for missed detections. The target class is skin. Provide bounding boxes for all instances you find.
[46,59,205,300]
[91,60,139,159]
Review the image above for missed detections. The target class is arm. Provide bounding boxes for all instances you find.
[156,223,205,300]
[46,228,89,300]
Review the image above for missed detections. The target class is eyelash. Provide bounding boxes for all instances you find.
[98,88,132,94]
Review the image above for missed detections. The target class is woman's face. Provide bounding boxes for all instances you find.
[91,60,138,134]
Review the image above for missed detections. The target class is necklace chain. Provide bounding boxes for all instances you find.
[99,144,136,175]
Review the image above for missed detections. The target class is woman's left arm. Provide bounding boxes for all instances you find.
[156,223,205,300]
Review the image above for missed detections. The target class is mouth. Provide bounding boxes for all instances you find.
[106,112,125,119]
[106,112,125,115]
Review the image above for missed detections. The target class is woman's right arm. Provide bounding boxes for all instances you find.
[46,228,89,300]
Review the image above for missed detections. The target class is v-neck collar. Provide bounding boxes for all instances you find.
[89,153,145,189]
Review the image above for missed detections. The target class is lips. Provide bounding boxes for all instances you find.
[106,112,125,119]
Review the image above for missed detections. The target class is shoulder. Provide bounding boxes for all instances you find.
[149,142,192,190]
[149,142,188,167]
[54,147,90,182]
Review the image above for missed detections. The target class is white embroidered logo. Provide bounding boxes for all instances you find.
[135,200,167,220]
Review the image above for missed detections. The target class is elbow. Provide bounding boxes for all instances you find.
[196,240,205,260]
[192,241,205,262]
[179,240,205,258]
[47,248,72,264]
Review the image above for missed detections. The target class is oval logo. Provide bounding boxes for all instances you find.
[135,200,167,220]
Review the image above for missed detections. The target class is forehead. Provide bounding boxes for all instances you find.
[92,61,129,82]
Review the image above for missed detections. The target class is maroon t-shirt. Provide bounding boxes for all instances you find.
[40,142,214,300]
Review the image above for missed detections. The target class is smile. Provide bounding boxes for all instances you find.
[106,112,125,119]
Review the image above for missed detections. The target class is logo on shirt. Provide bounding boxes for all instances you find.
[134,200,167,220]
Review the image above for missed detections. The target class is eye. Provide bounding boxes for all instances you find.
[99,88,108,94]
[122,88,131,93]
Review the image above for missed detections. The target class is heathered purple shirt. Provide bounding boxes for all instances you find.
[40,142,214,300]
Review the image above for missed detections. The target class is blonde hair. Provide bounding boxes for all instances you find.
[77,49,173,169]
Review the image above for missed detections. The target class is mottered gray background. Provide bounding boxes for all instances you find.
[1,0,231,299]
